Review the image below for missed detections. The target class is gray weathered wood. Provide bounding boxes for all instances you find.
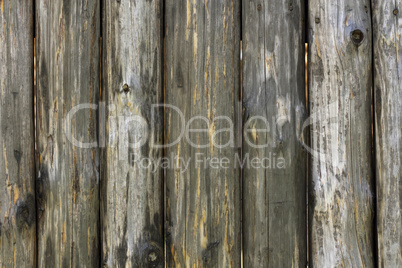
[372,1,402,267]
[308,0,375,267]
[101,0,164,267]
[36,1,100,266]
[242,1,307,267]
[0,1,35,267]
[165,1,241,266]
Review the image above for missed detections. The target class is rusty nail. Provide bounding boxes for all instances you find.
[289,4,293,11]
[257,4,262,11]
[394,8,399,15]
[315,17,320,24]
[122,84,129,93]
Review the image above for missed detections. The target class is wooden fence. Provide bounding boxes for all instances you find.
[0,0,400,267]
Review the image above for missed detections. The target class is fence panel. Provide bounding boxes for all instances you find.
[100,0,164,267]
[6,1,400,266]
[373,1,402,267]
[36,1,100,266]
[242,1,307,267]
[0,1,35,267]
[308,0,375,267]
[164,1,241,266]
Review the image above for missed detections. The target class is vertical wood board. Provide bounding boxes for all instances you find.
[101,0,164,267]
[372,1,402,267]
[36,1,100,266]
[0,1,36,267]
[165,1,241,266]
[242,0,307,267]
[308,1,375,267]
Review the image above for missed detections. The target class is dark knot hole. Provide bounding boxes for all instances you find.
[122,84,130,93]
[351,29,364,46]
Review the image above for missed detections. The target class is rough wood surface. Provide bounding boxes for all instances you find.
[372,1,402,267]
[242,1,307,267]
[0,1,35,267]
[165,1,241,267]
[308,0,375,267]
[36,1,100,266]
[101,0,164,267]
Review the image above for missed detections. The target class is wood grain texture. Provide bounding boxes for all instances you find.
[308,0,375,267]
[101,0,164,267]
[242,1,307,267]
[0,1,35,267]
[36,1,100,266]
[165,1,241,267]
[372,1,402,267]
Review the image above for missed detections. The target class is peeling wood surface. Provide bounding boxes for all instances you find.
[0,1,35,267]
[165,1,241,267]
[36,1,100,266]
[101,0,164,267]
[308,0,375,267]
[372,1,402,267]
[242,1,307,267]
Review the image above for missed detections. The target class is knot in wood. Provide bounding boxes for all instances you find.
[315,17,320,24]
[148,251,159,265]
[15,195,35,231]
[257,4,262,11]
[122,83,130,93]
[350,29,364,46]
[142,241,163,266]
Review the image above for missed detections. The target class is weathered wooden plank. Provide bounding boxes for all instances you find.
[372,2,402,267]
[36,1,100,266]
[308,1,375,267]
[101,0,164,267]
[0,1,35,267]
[242,1,307,267]
[165,1,241,267]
